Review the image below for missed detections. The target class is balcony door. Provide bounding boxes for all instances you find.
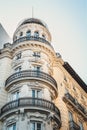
[68,111,73,121]
[32,90,42,105]
[30,122,42,130]
[7,123,16,130]
[12,91,19,101]
[32,90,42,98]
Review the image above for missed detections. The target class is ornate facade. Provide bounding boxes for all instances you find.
[0,18,87,130]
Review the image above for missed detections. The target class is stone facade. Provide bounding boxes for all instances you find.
[0,18,87,130]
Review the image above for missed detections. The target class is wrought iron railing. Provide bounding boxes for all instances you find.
[0,98,60,118]
[69,121,80,130]
[5,70,57,89]
[65,93,76,105]
[64,93,87,117]
[13,36,53,48]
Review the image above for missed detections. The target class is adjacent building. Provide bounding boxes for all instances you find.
[0,18,87,130]
[0,23,11,49]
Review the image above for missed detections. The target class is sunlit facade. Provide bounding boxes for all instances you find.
[0,18,87,130]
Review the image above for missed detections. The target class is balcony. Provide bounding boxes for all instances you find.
[5,70,57,91]
[0,98,61,128]
[69,121,80,130]
[63,93,76,105]
[13,36,53,49]
[63,93,87,120]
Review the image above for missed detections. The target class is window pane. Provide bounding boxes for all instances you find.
[26,30,31,37]
[34,31,39,37]
[7,124,16,130]
[32,90,35,98]
[68,111,73,121]
[37,123,41,130]
[79,122,84,130]
[30,122,35,130]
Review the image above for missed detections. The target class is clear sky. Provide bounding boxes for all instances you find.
[0,0,87,83]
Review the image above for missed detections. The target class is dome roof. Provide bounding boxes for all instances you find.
[18,18,48,28]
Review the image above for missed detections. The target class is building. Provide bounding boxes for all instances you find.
[0,23,11,49]
[0,18,87,130]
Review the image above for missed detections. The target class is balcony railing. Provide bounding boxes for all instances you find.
[64,93,87,119]
[13,36,53,49]
[5,70,57,89]
[69,121,80,130]
[65,93,76,105]
[77,103,86,115]
[0,98,61,121]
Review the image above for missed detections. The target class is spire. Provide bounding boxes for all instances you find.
[32,6,34,18]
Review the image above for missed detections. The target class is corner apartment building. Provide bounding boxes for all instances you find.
[0,18,87,130]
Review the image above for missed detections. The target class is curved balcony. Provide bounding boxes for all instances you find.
[13,36,53,49]
[0,98,61,128]
[5,70,57,91]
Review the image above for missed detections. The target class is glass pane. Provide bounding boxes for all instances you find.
[79,122,84,130]
[26,31,31,37]
[68,111,73,121]
[30,123,35,130]
[37,90,42,98]
[32,90,35,98]
[7,124,16,130]
[37,123,41,130]
[34,32,39,37]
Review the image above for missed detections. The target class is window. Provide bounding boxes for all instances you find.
[26,30,31,37]
[32,90,42,98]
[7,123,16,130]
[68,111,73,121]
[20,32,23,37]
[34,66,41,72]
[34,31,39,37]
[65,88,68,94]
[12,91,19,101]
[79,122,84,130]
[15,66,21,72]
[33,52,40,57]
[30,122,42,130]
[16,53,21,60]
[42,34,46,39]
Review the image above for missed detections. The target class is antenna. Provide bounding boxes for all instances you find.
[32,6,34,18]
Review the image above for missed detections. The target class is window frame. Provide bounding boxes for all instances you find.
[26,30,31,37]
[30,121,42,130]
[7,123,16,130]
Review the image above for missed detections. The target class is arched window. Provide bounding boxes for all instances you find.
[26,30,31,37]
[42,34,46,39]
[34,31,39,37]
[20,32,23,37]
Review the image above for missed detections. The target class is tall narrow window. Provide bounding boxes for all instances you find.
[26,30,31,37]
[16,52,21,60]
[7,123,16,130]
[34,66,41,72]
[20,32,23,37]
[79,122,84,130]
[34,31,39,37]
[68,111,73,121]
[15,66,21,72]
[33,52,40,57]
[32,90,42,98]
[42,34,46,39]
[12,91,19,101]
[30,122,42,130]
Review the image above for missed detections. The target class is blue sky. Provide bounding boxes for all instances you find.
[0,0,87,83]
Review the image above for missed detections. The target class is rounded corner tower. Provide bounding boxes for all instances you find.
[0,18,61,130]
[13,18,52,43]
